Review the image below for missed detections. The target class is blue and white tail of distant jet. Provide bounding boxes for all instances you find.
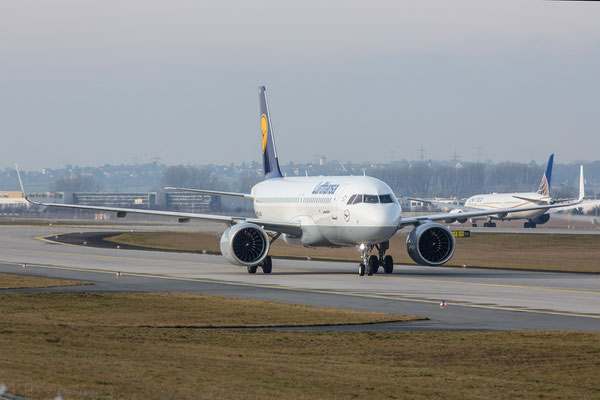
[536,154,554,197]
[25,87,586,275]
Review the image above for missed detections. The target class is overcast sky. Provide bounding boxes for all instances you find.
[2,0,600,170]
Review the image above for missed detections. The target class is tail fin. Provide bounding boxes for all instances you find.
[259,86,283,179]
[536,154,554,196]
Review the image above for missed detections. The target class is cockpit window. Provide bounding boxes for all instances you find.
[348,194,394,205]
[379,194,394,204]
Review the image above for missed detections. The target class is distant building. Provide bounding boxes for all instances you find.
[161,192,219,213]
[71,192,157,208]
[0,191,64,209]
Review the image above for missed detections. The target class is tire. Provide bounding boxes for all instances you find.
[358,263,365,276]
[261,256,272,274]
[383,255,394,274]
[368,255,379,274]
[490,222,496,228]
[530,223,536,228]
[247,265,258,274]
[472,223,477,227]
[524,222,530,228]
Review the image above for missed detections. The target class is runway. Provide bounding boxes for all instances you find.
[1,224,599,331]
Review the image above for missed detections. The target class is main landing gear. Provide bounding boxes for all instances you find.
[524,221,537,228]
[247,256,272,274]
[483,221,497,228]
[357,241,394,276]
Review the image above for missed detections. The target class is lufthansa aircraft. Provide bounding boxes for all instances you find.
[412,154,564,228]
[27,87,586,276]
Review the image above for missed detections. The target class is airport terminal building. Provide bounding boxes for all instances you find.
[0,190,220,215]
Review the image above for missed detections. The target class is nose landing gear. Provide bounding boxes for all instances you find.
[357,241,394,276]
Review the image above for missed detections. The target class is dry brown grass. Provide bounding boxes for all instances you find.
[0,292,415,328]
[0,272,88,289]
[1,317,599,399]
[107,231,600,273]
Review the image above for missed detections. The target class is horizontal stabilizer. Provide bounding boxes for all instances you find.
[512,195,553,205]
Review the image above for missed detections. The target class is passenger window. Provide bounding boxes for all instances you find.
[364,195,379,203]
[379,194,394,204]
[347,194,357,205]
[353,194,363,204]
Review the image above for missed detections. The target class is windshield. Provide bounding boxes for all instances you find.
[347,194,396,205]
[363,195,379,203]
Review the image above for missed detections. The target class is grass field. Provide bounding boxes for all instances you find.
[106,231,600,273]
[0,292,415,328]
[0,272,88,289]
[0,291,599,399]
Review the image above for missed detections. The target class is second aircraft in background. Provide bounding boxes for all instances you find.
[411,154,570,228]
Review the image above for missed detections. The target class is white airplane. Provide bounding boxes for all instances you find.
[26,87,586,276]
[411,154,572,228]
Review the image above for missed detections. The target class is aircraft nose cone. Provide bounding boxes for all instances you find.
[366,204,402,235]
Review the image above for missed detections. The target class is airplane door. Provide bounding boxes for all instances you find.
[331,185,347,222]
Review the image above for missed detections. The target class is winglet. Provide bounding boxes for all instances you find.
[15,163,25,196]
[578,165,585,202]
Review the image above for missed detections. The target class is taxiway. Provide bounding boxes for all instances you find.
[0,224,598,331]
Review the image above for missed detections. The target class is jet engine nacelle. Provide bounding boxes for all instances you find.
[220,223,269,266]
[406,223,456,266]
[444,209,467,224]
[531,213,550,225]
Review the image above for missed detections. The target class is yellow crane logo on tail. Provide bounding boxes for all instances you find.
[261,114,268,153]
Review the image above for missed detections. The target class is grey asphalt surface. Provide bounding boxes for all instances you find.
[1,224,599,331]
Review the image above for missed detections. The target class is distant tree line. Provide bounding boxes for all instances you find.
[49,174,103,192]
[371,162,546,198]
[39,160,592,201]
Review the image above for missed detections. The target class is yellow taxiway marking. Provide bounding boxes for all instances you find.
[369,274,600,295]
[5,241,600,296]
[1,261,599,319]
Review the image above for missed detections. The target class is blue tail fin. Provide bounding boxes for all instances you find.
[536,154,554,196]
[259,86,283,179]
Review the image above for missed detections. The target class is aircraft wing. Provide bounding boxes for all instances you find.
[546,199,600,214]
[400,166,585,228]
[407,197,472,211]
[25,198,302,236]
[164,187,254,199]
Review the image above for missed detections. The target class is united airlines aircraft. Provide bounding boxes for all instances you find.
[412,154,574,228]
[27,87,585,276]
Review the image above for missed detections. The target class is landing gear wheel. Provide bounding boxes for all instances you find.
[358,263,365,276]
[530,223,536,228]
[247,265,258,274]
[261,256,272,274]
[383,255,394,274]
[524,222,530,228]
[472,223,477,227]
[368,255,378,276]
